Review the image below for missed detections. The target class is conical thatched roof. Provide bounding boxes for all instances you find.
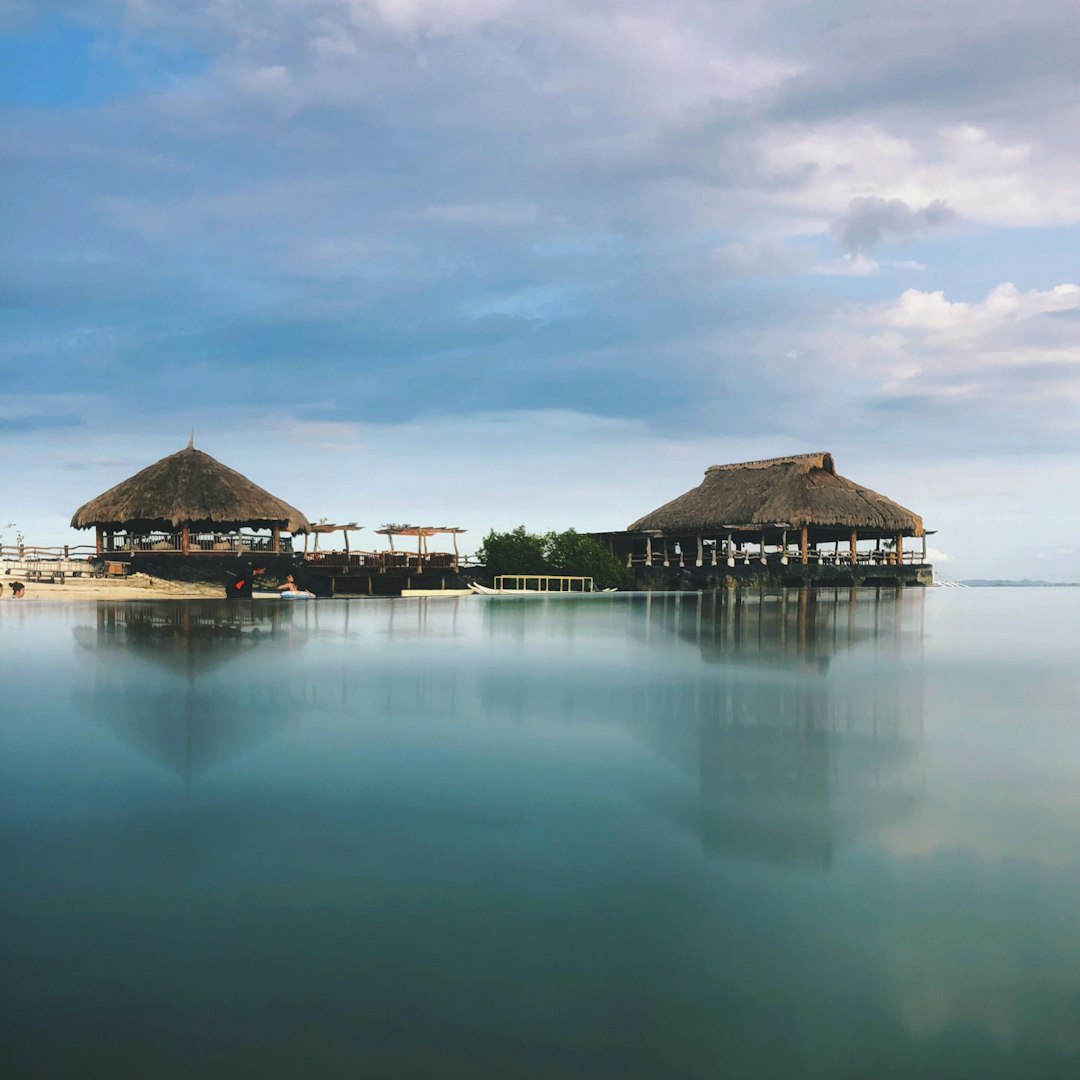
[628,452,922,536]
[71,445,310,533]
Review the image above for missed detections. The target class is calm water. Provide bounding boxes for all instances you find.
[2,590,1079,1078]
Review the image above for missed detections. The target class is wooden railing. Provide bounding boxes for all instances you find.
[303,550,467,572]
[628,548,930,568]
[1,544,97,561]
[97,533,295,554]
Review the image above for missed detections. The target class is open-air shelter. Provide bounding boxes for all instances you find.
[70,441,310,557]
[619,452,927,569]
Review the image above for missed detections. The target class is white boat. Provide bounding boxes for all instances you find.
[469,576,618,597]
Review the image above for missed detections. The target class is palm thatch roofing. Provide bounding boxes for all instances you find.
[628,452,922,536]
[70,444,310,533]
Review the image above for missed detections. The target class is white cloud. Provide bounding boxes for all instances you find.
[810,253,879,277]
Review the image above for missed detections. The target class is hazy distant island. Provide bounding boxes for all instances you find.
[961,579,1080,587]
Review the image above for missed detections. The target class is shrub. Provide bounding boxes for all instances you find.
[475,525,550,577]
[476,526,632,590]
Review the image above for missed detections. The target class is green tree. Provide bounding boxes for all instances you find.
[545,528,632,590]
[475,525,550,577]
[476,525,632,589]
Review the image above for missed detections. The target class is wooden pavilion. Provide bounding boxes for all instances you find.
[70,440,310,558]
[603,452,932,587]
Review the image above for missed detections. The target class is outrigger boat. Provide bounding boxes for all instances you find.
[469,575,617,596]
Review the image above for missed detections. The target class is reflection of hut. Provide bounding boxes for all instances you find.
[73,602,306,781]
[631,590,924,867]
[70,440,310,558]
[604,452,932,587]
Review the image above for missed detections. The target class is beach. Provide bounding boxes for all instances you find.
[1,571,231,602]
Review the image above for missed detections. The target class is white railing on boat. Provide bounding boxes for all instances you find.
[493,575,596,593]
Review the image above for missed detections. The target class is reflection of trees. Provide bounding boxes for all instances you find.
[73,602,307,781]
[632,589,924,867]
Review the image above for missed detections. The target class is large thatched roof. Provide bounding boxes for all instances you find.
[71,445,310,533]
[628,452,922,536]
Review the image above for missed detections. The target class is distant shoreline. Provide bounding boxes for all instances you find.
[960,580,1080,587]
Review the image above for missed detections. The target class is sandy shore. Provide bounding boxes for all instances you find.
[1,572,239,602]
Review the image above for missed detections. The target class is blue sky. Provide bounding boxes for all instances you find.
[2,0,1079,578]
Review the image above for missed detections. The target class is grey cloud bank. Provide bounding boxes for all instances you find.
[2,0,1079,577]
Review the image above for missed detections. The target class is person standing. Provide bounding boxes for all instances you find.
[223,562,264,599]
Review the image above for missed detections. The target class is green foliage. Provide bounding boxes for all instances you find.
[476,526,632,590]
[476,525,550,577]
[544,528,632,590]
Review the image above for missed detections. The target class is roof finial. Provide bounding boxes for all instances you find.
[187,429,194,450]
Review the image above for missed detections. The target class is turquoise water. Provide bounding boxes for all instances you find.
[1,590,1078,1078]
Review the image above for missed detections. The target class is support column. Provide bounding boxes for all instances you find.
[95,527,103,555]
[850,529,857,565]
[896,532,904,564]
[271,526,281,554]
[922,532,927,563]
[800,526,809,565]
[645,535,653,567]
[181,525,190,555]
[696,535,703,568]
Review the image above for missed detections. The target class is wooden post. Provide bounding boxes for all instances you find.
[645,535,653,567]
[181,525,190,555]
[850,529,857,565]
[922,532,927,563]
[271,526,280,554]
[452,531,459,570]
[96,527,103,555]
[896,533,904,563]
[800,526,808,565]
[696,535,703,568]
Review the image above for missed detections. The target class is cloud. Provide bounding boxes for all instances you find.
[3,1,1080,579]
[0,413,83,433]
[831,196,957,255]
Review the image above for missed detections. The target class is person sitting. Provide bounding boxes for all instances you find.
[277,573,314,597]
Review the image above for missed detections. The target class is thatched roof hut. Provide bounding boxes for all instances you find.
[628,452,922,537]
[71,443,309,549]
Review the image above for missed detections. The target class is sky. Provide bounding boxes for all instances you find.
[2,0,1078,579]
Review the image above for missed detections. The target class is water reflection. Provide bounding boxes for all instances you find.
[634,590,923,867]
[72,603,306,780]
[3,590,1077,1078]
[266,590,925,869]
